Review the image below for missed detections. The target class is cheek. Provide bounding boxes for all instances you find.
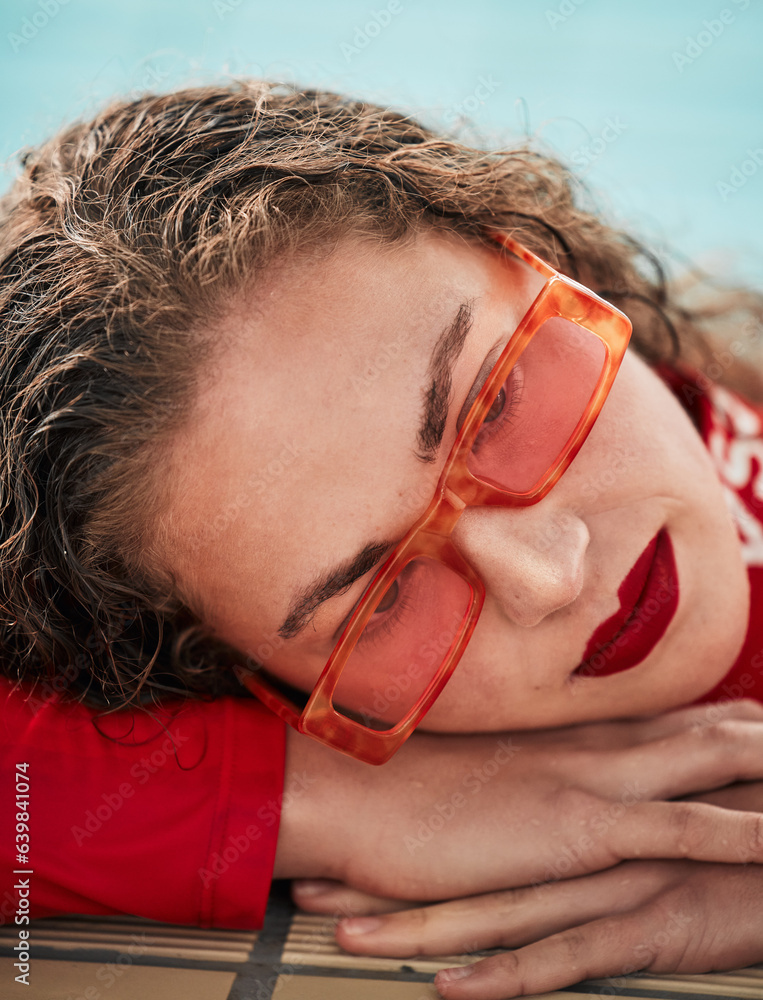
[414,625,542,732]
[568,351,681,503]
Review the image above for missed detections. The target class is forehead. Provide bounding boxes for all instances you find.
[160,228,504,643]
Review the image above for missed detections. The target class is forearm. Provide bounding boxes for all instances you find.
[274,703,763,900]
[273,726,509,896]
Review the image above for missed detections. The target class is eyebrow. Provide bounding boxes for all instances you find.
[277,301,476,640]
[278,541,394,639]
[416,300,475,462]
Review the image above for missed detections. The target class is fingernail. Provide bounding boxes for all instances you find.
[340,916,382,935]
[293,880,335,896]
[436,966,476,983]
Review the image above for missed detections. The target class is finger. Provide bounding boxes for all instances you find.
[685,780,763,812]
[531,700,763,753]
[617,698,763,743]
[433,912,660,1000]
[578,718,763,800]
[434,863,763,999]
[607,800,763,868]
[292,879,419,917]
[337,862,671,957]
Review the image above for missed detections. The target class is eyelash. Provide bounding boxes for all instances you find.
[358,562,420,646]
[471,364,525,455]
[359,590,416,647]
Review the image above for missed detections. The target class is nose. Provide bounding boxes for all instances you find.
[451,503,590,628]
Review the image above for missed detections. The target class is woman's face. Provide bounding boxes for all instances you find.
[159,226,750,732]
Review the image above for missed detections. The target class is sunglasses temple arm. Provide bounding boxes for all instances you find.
[485,228,559,282]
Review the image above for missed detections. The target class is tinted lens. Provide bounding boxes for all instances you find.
[332,557,472,731]
[467,319,607,494]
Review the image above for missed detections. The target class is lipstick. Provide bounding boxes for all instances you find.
[575,529,679,678]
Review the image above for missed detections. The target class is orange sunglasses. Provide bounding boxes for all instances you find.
[237,229,633,764]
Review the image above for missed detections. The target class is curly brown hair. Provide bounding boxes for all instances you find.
[1,79,761,710]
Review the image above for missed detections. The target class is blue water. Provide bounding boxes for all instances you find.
[1,0,761,285]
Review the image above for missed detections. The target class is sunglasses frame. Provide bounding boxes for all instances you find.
[237,229,633,764]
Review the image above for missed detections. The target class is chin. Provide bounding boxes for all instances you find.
[570,625,747,724]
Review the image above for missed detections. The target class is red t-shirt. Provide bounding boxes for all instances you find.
[1,364,761,930]
[658,365,763,705]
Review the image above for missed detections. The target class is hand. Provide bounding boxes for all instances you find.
[294,858,763,998]
[291,780,763,916]
[276,699,763,900]
[291,773,763,998]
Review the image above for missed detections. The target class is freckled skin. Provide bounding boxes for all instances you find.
[159,227,750,733]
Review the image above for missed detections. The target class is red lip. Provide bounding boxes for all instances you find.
[574,530,679,679]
